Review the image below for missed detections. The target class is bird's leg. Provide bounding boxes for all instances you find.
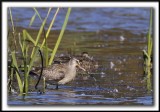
[55,83,59,90]
[43,77,46,93]
[45,84,47,89]
[35,77,46,94]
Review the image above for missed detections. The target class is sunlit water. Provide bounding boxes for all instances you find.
[8,7,153,105]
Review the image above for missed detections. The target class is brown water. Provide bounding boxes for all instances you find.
[8,7,153,105]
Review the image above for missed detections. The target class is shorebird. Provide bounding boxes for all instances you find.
[30,58,86,89]
[76,52,99,74]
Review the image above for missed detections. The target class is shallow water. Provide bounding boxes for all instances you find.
[8,7,153,105]
[8,86,152,105]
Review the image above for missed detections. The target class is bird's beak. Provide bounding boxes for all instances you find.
[77,64,86,71]
[76,61,85,71]
[76,59,86,71]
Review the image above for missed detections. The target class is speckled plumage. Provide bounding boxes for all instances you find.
[32,58,86,85]
[76,52,99,74]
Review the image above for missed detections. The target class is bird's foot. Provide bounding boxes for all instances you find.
[55,84,59,90]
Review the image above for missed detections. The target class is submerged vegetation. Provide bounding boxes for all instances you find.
[143,8,153,92]
[8,7,71,95]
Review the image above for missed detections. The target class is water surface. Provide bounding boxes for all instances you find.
[8,7,153,105]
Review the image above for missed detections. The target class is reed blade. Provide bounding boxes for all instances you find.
[27,46,39,74]
[11,51,23,94]
[29,13,37,27]
[40,8,60,49]
[33,8,43,22]
[49,8,72,65]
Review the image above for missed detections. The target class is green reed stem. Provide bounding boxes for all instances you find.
[9,8,17,50]
[29,13,37,27]
[40,8,60,49]
[44,43,49,66]
[30,18,46,58]
[21,29,28,94]
[143,8,153,93]
[8,7,71,95]
[11,51,23,94]
[33,8,43,22]
[147,9,152,54]
[9,8,15,32]
[143,8,153,68]
[49,8,71,65]
[147,67,152,93]
[25,30,53,52]
[147,8,153,67]
[30,8,51,58]
[8,60,14,93]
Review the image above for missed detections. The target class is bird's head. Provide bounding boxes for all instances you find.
[69,58,86,72]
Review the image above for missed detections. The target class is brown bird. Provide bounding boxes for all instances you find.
[31,58,86,89]
[76,52,99,74]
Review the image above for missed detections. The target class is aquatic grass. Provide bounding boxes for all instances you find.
[29,8,45,27]
[26,8,61,92]
[8,8,42,94]
[41,8,59,66]
[143,8,153,68]
[23,30,31,94]
[8,7,72,95]
[30,18,47,58]
[49,8,71,65]
[33,8,43,22]
[11,51,23,94]
[9,8,17,50]
[8,60,14,93]
[30,8,50,58]
[30,8,60,66]
[29,7,71,66]
[29,13,37,27]
[8,8,22,94]
[39,8,52,60]
[40,8,60,48]
[143,8,153,93]
[17,30,33,94]
[30,8,53,67]
[35,49,44,90]
[147,68,152,93]
[9,8,15,32]
[24,30,53,52]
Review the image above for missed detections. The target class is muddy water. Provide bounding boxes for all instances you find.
[8,8,153,105]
